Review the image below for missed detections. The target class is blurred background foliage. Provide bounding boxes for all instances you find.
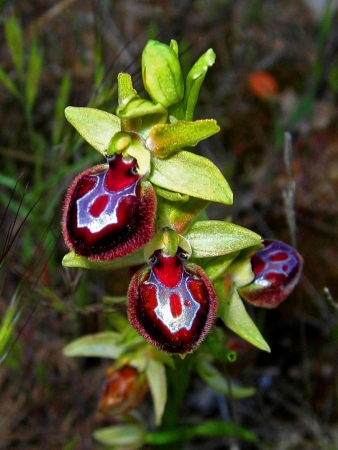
[1,0,338,449]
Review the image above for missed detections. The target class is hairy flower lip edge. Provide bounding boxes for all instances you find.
[62,162,157,261]
[127,261,218,355]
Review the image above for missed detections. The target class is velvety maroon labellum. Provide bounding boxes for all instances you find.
[127,249,217,354]
[239,239,303,308]
[62,154,156,260]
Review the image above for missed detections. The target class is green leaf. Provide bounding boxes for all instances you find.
[25,38,43,110]
[150,151,233,204]
[216,281,270,352]
[146,358,167,425]
[146,119,220,158]
[202,252,240,282]
[62,249,145,270]
[93,425,145,448]
[185,220,261,258]
[63,331,124,359]
[197,360,255,398]
[184,49,216,121]
[4,15,24,78]
[156,195,209,234]
[0,68,21,99]
[65,106,121,155]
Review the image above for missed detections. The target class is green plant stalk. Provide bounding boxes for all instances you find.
[160,354,194,449]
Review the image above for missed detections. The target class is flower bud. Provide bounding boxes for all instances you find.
[142,40,184,108]
[238,239,303,308]
[62,153,156,261]
[127,247,217,354]
[98,365,148,416]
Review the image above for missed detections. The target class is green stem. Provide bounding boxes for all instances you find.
[159,354,194,450]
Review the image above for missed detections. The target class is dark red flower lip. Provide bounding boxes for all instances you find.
[62,154,156,261]
[239,239,303,308]
[127,250,218,354]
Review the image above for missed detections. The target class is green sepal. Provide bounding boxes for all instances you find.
[117,72,137,105]
[215,279,271,352]
[154,185,190,202]
[197,360,255,399]
[156,195,209,234]
[62,249,145,270]
[62,331,125,359]
[116,95,168,135]
[146,358,167,425]
[93,425,145,448]
[184,48,216,121]
[65,106,121,155]
[146,119,220,158]
[150,151,233,204]
[202,251,240,282]
[226,255,255,288]
[184,220,262,258]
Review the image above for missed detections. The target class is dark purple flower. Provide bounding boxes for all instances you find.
[239,239,303,308]
[62,153,156,260]
[127,248,217,354]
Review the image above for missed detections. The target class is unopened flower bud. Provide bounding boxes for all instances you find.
[142,40,184,108]
[98,365,148,416]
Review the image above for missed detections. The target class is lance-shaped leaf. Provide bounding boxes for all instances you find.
[146,358,167,425]
[62,249,145,270]
[184,49,216,121]
[63,331,124,359]
[197,360,255,398]
[150,151,233,204]
[146,119,220,158]
[65,106,121,155]
[215,280,270,352]
[184,220,261,258]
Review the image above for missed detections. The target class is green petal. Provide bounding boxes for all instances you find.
[184,220,262,258]
[62,249,145,270]
[65,106,121,155]
[63,331,124,359]
[146,119,220,158]
[117,73,137,105]
[150,151,233,204]
[216,281,271,352]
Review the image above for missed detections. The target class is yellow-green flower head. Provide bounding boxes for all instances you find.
[142,40,184,108]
